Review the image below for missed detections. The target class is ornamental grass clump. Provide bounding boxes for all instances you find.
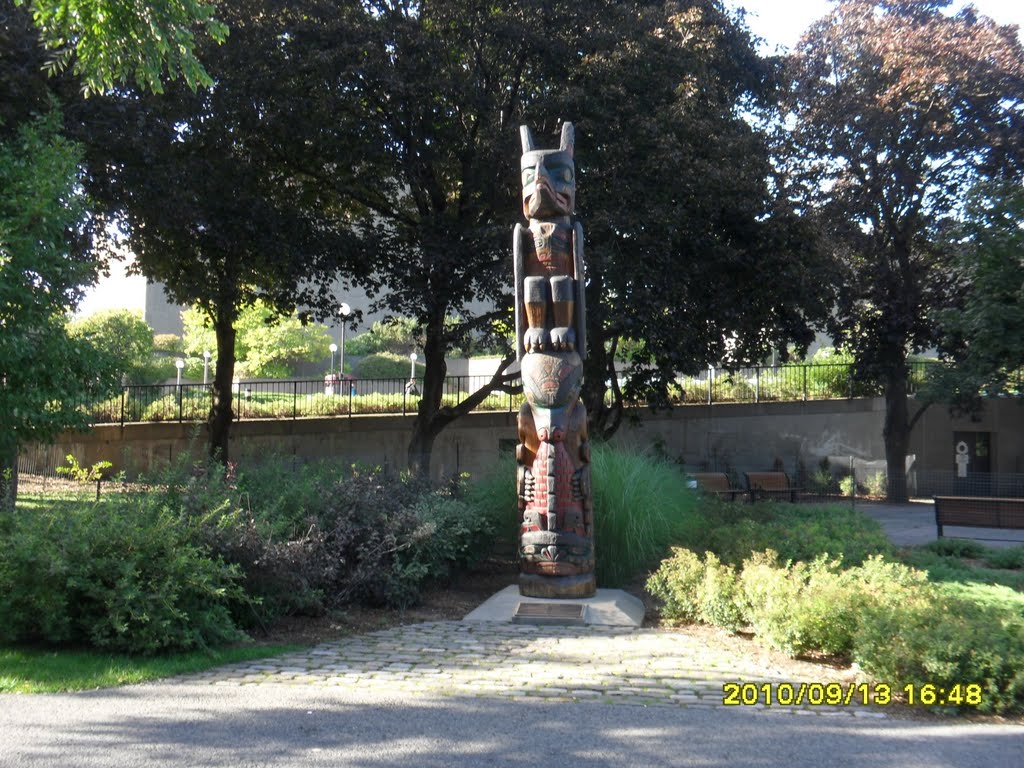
[464,445,703,587]
[588,445,700,586]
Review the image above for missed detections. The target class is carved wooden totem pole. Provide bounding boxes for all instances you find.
[514,122,594,599]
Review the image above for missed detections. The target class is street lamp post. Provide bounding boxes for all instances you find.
[175,358,185,422]
[329,343,338,375]
[338,302,351,379]
[406,351,419,397]
[203,350,211,385]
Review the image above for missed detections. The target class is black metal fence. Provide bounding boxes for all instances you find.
[85,375,523,426]
[77,362,940,426]
[677,361,937,405]
[914,470,1024,499]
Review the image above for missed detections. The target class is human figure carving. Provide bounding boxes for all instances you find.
[514,122,594,599]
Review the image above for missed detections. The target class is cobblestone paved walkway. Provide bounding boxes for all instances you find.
[179,622,888,719]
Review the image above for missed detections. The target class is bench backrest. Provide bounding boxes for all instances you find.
[745,471,791,491]
[693,473,731,492]
[934,495,1024,528]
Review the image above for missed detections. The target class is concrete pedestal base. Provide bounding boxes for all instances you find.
[463,585,645,628]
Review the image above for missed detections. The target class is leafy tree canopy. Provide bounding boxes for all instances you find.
[73,0,370,460]
[347,318,422,358]
[928,182,1024,408]
[67,308,157,385]
[782,0,1024,500]
[13,0,228,95]
[260,0,834,471]
[0,110,119,506]
[182,300,333,379]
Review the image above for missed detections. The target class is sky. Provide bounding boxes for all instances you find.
[725,0,1024,52]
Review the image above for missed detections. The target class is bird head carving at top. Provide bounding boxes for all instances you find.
[520,122,576,220]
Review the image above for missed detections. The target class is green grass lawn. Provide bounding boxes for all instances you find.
[0,643,302,694]
[901,541,1024,592]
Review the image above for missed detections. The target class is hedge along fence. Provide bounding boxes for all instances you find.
[675,361,937,405]
[82,375,526,426]
[76,361,941,427]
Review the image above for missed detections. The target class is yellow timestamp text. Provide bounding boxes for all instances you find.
[722,682,984,707]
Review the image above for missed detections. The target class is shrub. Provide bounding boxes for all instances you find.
[839,475,856,497]
[695,552,745,631]
[918,538,983,559]
[645,548,705,625]
[647,539,1024,713]
[866,472,887,497]
[645,548,744,631]
[0,499,247,653]
[736,552,911,656]
[158,457,503,615]
[700,503,892,567]
[355,352,423,380]
[854,586,1024,714]
[390,493,503,606]
[734,551,811,654]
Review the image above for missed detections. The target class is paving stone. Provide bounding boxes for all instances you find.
[182,620,887,719]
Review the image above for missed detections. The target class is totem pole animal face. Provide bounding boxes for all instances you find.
[520,123,576,220]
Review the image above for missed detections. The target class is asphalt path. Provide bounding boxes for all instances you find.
[2,684,1022,767]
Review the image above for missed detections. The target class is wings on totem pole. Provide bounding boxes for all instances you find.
[512,209,588,360]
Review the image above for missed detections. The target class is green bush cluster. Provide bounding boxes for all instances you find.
[2,456,505,654]
[694,501,893,567]
[355,353,424,380]
[647,548,1024,713]
[855,583,1024,715]
[0,499,247,654]
[151,458,504,616]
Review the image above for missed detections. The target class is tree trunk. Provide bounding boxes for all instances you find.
[208,316,237,464]
[407,423,439,480]
[580,263,622,441]
[882,364,911,503]
[0,444,18,513]
[581,333,622,442]
[407,312,449,479]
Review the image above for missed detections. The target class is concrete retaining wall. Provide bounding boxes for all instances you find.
[20,397,1024,482]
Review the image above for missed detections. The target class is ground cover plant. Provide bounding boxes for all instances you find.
[900,539,1024,592]
[645,495,1024,714]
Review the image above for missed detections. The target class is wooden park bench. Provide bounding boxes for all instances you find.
[744,471,802,503]
[692,472,742,501]
[933,496,1024,539]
